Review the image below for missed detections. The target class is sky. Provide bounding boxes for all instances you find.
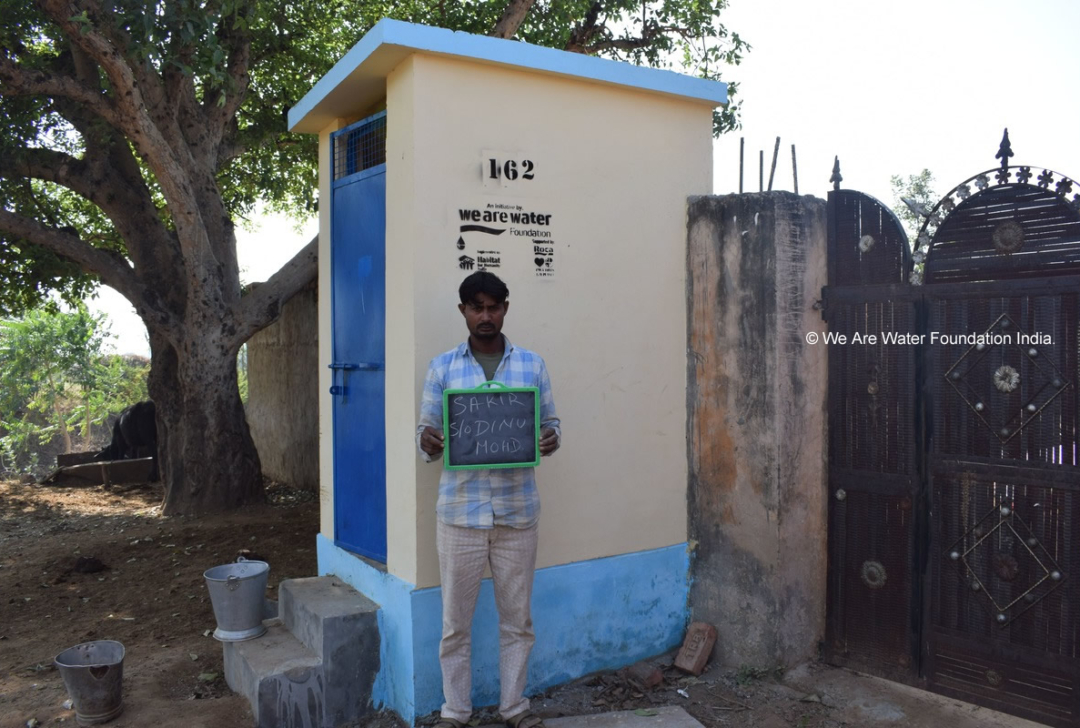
[713,0,1080,202]
[89,0,1080,355]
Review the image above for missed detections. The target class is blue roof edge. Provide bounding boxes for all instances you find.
[288,18,727,132]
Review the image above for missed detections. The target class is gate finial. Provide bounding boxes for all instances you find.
[995,128,1014,170]
[830,156,842,190]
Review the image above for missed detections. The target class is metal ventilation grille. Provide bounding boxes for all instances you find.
[333,111,386,181]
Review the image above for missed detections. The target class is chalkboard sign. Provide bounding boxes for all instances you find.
[443,382,540,470]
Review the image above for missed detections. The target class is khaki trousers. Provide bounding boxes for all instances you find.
[436,520,539,723]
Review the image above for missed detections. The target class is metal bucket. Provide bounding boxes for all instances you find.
[203,556,270,642]
[54,640,125,726]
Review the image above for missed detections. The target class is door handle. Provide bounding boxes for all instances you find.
[328,362,382,371]
[328,362,382,398]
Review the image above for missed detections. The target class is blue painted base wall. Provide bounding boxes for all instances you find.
[317,535,689,724]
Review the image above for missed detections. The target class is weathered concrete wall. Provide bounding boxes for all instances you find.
[246,283,319,492]
[687,192,828,668]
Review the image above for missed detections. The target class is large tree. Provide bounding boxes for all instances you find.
[0,0,747,514]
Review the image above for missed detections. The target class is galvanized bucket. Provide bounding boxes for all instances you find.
[54,640,125,726]
[203,556,270,642]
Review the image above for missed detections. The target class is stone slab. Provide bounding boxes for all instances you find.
[479,707,703,728]
[783,663,1046,728]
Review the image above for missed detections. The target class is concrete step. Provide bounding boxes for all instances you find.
[280,576,380,659]
[223,621,324,728]
[279,575,381,726]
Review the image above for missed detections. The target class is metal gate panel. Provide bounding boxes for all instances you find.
[824,189,922,682]
[824,293,920,682]
[825,153,1080,726]
[926,287,1078,467]
[927,465,1079,725]
[925,284,1080,726]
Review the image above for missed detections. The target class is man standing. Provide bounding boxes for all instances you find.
[417,271,560,728]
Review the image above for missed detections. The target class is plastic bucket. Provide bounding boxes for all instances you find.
[203,557,270,642]
[54,640,125,726]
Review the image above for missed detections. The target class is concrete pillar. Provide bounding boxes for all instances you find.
[686,192,828,668]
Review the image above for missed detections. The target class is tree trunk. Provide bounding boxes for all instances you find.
[149,330,263,515]
[47,371,73,454]
[54,400,73,454]
[491,0,536,39]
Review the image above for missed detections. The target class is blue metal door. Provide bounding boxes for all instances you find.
[330,115,387,562]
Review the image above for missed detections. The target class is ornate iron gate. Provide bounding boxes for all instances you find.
[824,136,1080,726]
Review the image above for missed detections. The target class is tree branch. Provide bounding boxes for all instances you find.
[207,17,252,151]
[37,0,151,127]
[491,0,536,39]
[37,0,209,248]
[0,209,139,302]
[2,147,95,199]
[0,140,192,331]
[570,25,692,55]
[231,235,317,347]
[563,1,603,53]
[0,57,123,128]
[217,136,246,167]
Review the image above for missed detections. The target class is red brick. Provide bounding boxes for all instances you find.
[674,622,717,675]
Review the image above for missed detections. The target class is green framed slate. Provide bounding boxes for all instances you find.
[443,381,540,470]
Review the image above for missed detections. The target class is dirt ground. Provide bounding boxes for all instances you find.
[0,477,840,728]
[2,478,1002,728]
[453,661,839,728]
[0,477,318,728]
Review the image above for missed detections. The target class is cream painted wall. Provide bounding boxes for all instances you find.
[318,120,345,540]
[384,57,421,583]
[384,54,714,588]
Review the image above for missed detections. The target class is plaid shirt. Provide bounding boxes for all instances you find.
[416,336,560,528]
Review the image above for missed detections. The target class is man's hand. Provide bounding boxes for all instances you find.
[539,428,559,456]
[420,426,445,456]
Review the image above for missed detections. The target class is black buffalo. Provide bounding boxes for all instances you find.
[95,400,159,480]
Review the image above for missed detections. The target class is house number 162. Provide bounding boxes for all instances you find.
[487,158,535,182]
